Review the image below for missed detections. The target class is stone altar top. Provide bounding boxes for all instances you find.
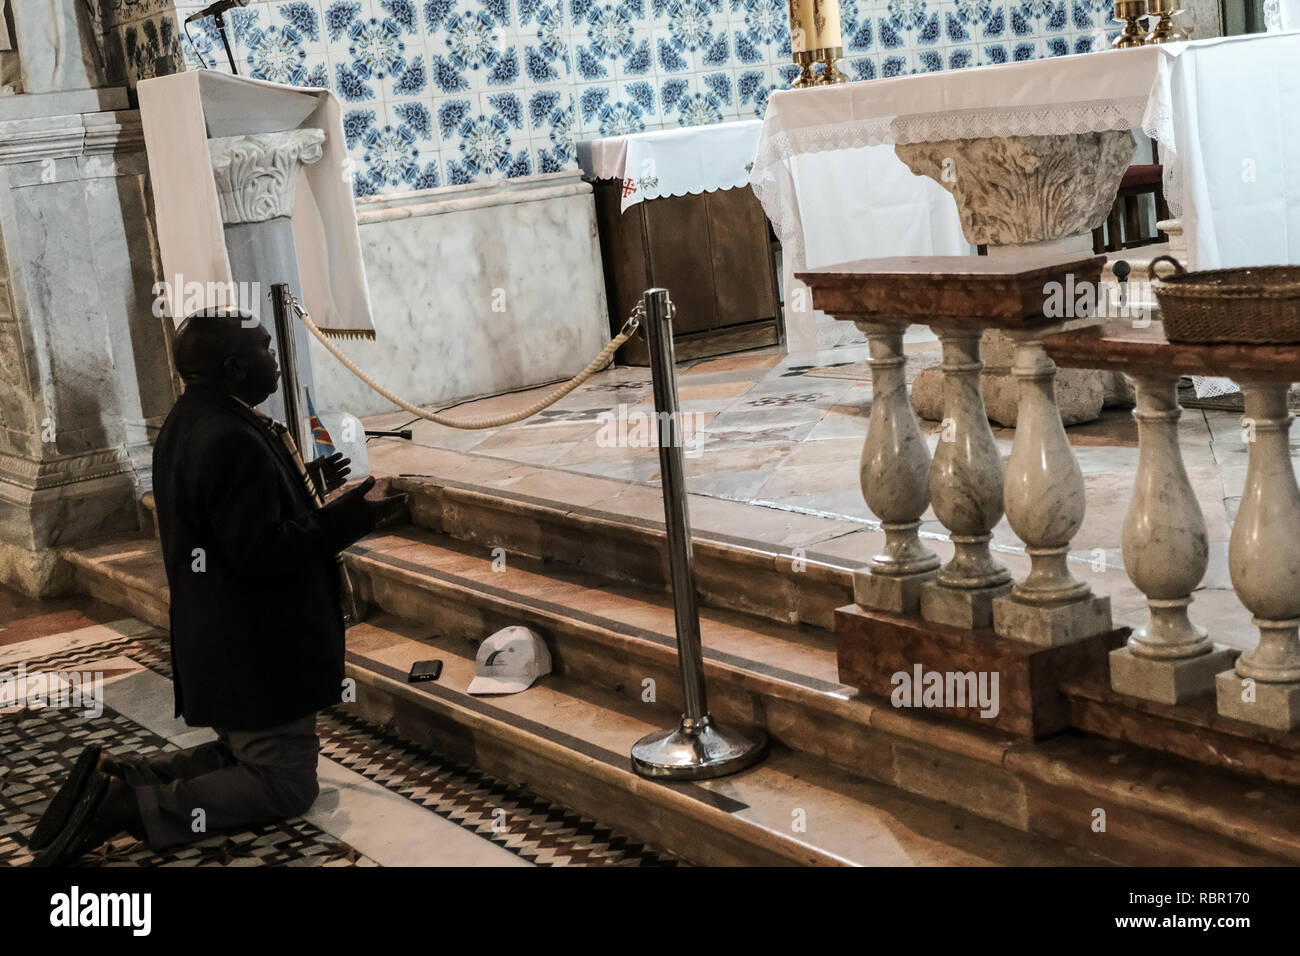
[1043,320,1300,382]
[797,253,1106,328]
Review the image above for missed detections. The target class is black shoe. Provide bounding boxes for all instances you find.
[31,772,110,867]
[29,744,101,851]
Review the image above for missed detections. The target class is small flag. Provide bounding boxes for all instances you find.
[304,388,337,459]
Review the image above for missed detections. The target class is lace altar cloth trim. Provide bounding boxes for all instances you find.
[751,92,1182,271]
[581,120,764,213]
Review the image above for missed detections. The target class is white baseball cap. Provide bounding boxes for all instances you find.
[467,626,552,696]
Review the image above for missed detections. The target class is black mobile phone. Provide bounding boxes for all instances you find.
[408,660,443,683]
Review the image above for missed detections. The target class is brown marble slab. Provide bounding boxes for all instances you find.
[1044,320,1300,381]
[795,254,1106,328]
[1063,677,1300,789]
[834,604,1125,739]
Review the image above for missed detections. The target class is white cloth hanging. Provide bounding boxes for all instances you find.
[137,71,375,338]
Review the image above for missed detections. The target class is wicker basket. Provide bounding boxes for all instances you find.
[1150,255,1300,344]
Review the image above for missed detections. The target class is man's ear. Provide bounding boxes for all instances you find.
[220,354,246,382]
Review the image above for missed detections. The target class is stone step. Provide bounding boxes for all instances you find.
[344,614,1103,867]
[58,532,1101,866]
[390,473,856,631]
[64,529,1300,866]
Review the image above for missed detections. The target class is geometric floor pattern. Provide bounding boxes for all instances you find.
[0,630,681,867]
[318,711,681,867]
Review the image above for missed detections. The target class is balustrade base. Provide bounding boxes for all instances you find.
[1216,671,1300,731]
[1109,645,1239,707]
[994,594,1113,648]
[921,580,1013,630]
[835,603,1123,738]
[854,568,937,615]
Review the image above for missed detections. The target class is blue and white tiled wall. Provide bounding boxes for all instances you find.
[107,0,1123,195]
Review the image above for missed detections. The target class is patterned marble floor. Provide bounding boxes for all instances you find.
[0,591,679,868]
[364,332,1268,651]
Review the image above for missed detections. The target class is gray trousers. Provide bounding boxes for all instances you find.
[117,713,321,851]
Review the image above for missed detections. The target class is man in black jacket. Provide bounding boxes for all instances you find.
[31,308,404,866]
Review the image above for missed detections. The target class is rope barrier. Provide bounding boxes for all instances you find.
[289,294,642,430]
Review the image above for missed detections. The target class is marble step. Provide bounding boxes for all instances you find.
[64,532,1300,866]
[57,534,1097,866]
[343,614,1107,867]
[389,473,856,631]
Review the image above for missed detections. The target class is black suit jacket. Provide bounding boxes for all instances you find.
[151,383,375,731]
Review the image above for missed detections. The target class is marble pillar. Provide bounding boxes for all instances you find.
[853,321,939,613]
[990,327,1112,645]
[0,92,171,595]
[207,129,325,437]
[920,327,1011,629]
[1110,373,1236,704]
[1216,383,1300,730]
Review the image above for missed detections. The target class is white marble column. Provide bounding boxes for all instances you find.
[1110,373,1236,703]
[920,327,1011,628]
[207,128,325,437]
[990,329,1112,645]
[854,321,939,613]
[1216,382,1300,729]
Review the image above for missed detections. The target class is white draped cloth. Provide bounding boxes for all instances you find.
[580,120,765,212]
[750,33,1300,276]
[137,72,375,338]
[750,32,1300,379]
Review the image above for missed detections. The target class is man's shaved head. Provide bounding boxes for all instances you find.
[173,308,280,405]
[173,309,264,383]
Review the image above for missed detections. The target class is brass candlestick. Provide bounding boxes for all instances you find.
[792,49,817,88]
[788,0,846,85]
[1113,0,1148,46]
[814,47,848,85]
[1145,0,1188,42]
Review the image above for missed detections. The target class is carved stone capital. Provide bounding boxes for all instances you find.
[895,131,1135,246]
[208,128,326,225]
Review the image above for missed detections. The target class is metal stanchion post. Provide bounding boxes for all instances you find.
[270,283,306,452]
[631,288,768,780]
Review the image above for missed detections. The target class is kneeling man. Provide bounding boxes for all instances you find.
[31,308,404,865]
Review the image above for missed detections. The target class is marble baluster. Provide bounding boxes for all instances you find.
[1110,373,1236,704]
[1216,382,1300,730]
[991,330,1112,646]
[854,321,939,613]
[920,327,1011,629]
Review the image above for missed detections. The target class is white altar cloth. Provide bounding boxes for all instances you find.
[580,120,764,212]
[138,71,375,338]
[751,33,1300,277]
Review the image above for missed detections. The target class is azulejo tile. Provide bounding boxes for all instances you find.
[157,0,1115,192]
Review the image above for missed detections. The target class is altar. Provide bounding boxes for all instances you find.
[752,32,1300,353]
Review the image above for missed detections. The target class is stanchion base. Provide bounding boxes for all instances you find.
[631,715,767,780]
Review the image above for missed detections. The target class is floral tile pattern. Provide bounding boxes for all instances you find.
[106,0,1121,193]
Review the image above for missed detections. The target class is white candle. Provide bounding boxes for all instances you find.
[812,0,843,49]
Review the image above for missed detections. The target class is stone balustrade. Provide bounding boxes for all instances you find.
[799,256,1300,734]
[1045,323,1300,730]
